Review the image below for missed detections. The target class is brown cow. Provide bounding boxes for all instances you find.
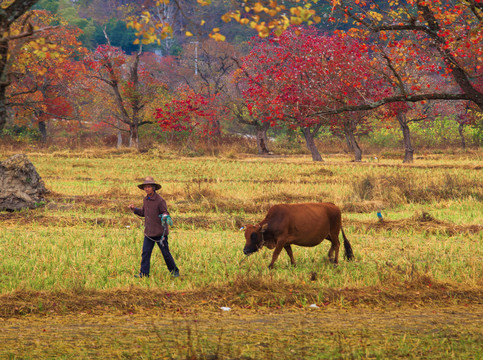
[242,203,354,268]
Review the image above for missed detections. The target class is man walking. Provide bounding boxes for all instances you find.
[129,176,180,278]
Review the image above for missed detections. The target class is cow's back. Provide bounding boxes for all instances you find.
[263,203,341,246]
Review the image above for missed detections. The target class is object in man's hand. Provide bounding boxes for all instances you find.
[160,214,173,226]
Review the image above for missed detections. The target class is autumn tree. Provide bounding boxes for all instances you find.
[126,1,481,157]
[154,86,220,148]
[241,27,385,161]
[240,29,329,160]
[162,2,483,116]
[308,0,483,115]
[85,39,166,148]
[175,39,240,136]
[235,39,294,154]
[230,65,273,154]
[227,1,482,109]
[8,10,88,142]
[0,0,43,133]
[153,39,253,144]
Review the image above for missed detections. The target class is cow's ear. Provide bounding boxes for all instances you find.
[260,224,268,232]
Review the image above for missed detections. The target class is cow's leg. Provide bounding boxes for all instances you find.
[328,230,341,264]
[268,240,286,269]
[284,245,296,266]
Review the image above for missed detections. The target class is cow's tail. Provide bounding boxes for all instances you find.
[341,227,354,261]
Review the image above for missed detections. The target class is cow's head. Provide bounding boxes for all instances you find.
[241,224,267,255]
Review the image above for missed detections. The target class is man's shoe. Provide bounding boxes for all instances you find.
[171,271,180,278]
[134,273,149,278]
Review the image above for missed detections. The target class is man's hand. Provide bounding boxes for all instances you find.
[128,204,135,210]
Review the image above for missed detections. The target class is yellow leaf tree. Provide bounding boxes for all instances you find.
[0,0,43,133]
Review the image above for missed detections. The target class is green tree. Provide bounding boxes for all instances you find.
[35,0,98,49]
[93,19,138,53]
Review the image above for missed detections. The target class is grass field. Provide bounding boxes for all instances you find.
[0,147,482,359]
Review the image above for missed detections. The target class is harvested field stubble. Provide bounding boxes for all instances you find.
[1,305,481,359]
[0,150,482,359]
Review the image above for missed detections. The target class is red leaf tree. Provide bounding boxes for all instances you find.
[154,86,220,147]
[240,26,388,161]
[315,0,483,113]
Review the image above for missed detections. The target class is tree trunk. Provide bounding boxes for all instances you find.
[116,119,122,148]
[396,112,414,163]
[352,136,362,162]
[117,131,122,148]
[344,132,353,153]
[128,51,141,149]
[38,120,47,143]
[345,128,362,162]
[212,119,222,137]
[0,86,7,134]
[0,36,8,134]
[458,122,466,150]
[301,126,323,162]
[103,45,144,150]
[256,122,270,154]
[129,124,139,149]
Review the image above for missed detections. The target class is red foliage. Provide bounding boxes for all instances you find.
[240,26,389,134]
[155,87,219,135]
[84,44,126,73]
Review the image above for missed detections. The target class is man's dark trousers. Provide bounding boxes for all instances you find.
[140,235,179,276]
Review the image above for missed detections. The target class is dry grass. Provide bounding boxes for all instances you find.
[1,148,481,359]
[347,211,483,236]
[1,273,481,318]
[350,173,483,207]
[2,203,481,236]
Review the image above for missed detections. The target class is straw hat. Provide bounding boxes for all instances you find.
[137,176,161,190]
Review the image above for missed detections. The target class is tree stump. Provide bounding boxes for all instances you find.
[0,154,48,211]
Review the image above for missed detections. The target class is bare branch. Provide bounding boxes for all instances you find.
[3,0,39,27]
[312,93,472,116]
